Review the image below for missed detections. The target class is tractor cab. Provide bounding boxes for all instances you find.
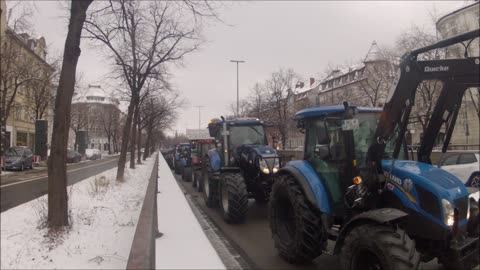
[295,104,403,218]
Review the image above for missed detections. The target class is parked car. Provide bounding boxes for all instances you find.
[67,149,82,163]
[438,152,480,187]
[2,146,34,171]
[85,149,102,160]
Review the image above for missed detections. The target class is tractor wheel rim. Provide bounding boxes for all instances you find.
[471,176,480,188]
[221,182,229,213]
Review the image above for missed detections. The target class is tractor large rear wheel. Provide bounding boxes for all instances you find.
[340,224,420,270]
[268,174,325,264]
[219,172,248,223]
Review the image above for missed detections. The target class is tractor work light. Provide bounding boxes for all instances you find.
[353,176,362,185]
[442,199,455,226]
[262,168,270,174]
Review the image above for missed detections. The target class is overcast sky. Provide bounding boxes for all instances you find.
[24,1,465,136]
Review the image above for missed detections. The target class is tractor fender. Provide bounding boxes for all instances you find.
[278,160,331,214]
[333,208,408,255]
[207,149,221,172]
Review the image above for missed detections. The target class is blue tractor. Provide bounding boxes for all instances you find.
[202,117,280,223]
[173,143,190,175]
[268,30,479,269]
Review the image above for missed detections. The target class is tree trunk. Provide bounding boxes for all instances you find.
[136,125,142,164]
[117,101,134,181]
[47,0,93,230]
[143,125,152,160]
[107,135,111,155]
[129,105,138,169]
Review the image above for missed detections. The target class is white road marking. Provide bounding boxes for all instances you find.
[0,158,119,188]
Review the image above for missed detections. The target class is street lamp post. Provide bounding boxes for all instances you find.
[230,60,245,118]
[196,106,204,131]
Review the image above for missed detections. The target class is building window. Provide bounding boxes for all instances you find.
[15,107,22,120]
[16,131,28,146]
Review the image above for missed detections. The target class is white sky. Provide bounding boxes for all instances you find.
[22,1,465,136]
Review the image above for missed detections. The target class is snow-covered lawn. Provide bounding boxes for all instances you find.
[1,154,157,269]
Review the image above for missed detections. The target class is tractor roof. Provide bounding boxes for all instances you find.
[209,118,264,127]
[294,105,382,120]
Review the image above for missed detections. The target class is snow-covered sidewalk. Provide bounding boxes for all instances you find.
[1,154,157,269]
[156,155,225,269]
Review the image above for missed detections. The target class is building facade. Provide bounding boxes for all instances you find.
[436,1,479,149]
[1,1,54,152]
[68,85,121,152]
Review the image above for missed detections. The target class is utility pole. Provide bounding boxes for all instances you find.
[196,105,204,132]
[230,60,245,118]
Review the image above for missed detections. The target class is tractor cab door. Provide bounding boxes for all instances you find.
[305,118,355,212]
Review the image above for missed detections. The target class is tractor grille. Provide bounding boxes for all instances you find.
[454,196,468,220]
[416,184,442,220]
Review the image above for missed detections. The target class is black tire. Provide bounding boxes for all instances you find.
[340,224,420,270]
[467,172,480,188]
[202,159,218,208]
[183,166,192,182]
[175,162,182,175]
[219,172,248,223]
[195,171,203,192]
[268,174,325,264]
[192,168,197,188]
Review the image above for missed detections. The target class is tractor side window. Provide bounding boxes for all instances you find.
[325,120,347,161]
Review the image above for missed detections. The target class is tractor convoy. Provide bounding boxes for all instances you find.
[167,30,479,270]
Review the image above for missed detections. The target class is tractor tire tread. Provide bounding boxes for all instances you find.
[269,174,325,264]
[340,223,420,270]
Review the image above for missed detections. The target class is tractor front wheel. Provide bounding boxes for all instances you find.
[219,172,248,223]
[268,174,325,264]
[202,162,218,208]
[340,224,420,270]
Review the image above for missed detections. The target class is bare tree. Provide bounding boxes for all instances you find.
[47,0,93,230]
[22,58,59,122]
[394,25,445,138]
[358,60,394,107]
[83,0,209,180]
[263,68,299,150]
[246,82,267,118]
[227,99,250,118]
[100,102,120,155]
[69,103,89,150]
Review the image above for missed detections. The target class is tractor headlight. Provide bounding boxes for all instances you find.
[272,159,280,173]
[259,158,269,174]
[442,199,454,226]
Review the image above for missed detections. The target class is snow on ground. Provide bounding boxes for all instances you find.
[156,155,225,269]
[0,154,157,269]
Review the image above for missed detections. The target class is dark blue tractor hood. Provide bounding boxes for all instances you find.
[237,144,278,157]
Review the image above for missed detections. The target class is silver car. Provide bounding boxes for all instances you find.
[2,146,34,171]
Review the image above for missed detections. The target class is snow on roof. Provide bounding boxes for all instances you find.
[321,63,365,83]
[73,85,118,106]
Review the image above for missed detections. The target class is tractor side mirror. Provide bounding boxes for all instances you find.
[314,144,330,160]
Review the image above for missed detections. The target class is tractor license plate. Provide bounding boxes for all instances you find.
[342,119,359,130]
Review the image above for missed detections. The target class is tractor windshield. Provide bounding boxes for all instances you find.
[229,125,266,150]
[353,113,405,168]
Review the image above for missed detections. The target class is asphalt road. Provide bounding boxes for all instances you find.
[0,155,128,212]
[175,172,448,270]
